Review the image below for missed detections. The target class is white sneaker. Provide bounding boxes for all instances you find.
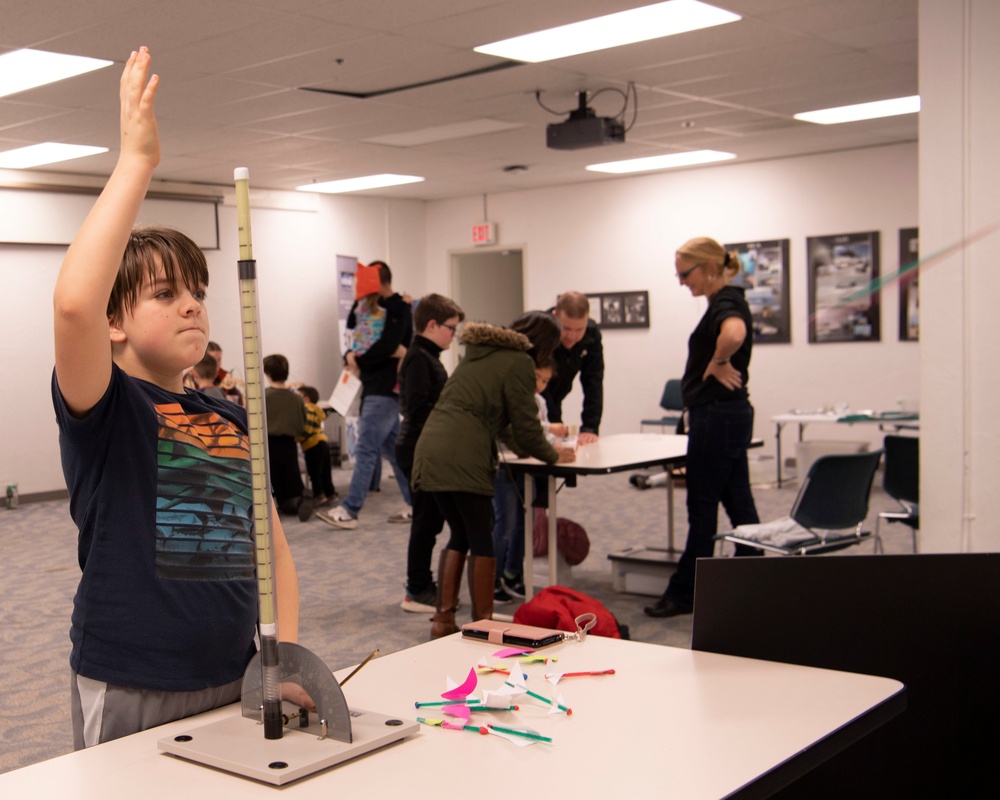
[316,505,357,530]
[387,507,413,524]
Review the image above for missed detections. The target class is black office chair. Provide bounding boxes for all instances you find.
[715,449,883,555]
[640,378,683,433]
[875,434,919,553]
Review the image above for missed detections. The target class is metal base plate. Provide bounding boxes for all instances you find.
[158,709,419,786]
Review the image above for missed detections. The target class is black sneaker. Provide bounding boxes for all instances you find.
[296,496,314,522]
[501,573,525,599]
[494,584,514,604]
[643,597,693,618]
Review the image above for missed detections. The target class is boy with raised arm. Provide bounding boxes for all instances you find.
[52,47,303,748]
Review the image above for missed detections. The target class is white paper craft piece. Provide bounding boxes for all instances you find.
[486,728,536,747]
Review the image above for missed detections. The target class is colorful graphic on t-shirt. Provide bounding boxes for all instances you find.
[154,403,255,581]
[351,304,386,355]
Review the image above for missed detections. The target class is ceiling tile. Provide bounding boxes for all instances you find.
[0,0,921,198]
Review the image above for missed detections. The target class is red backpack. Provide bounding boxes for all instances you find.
[513,585,626,639]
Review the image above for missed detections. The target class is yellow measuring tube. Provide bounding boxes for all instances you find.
[234,167,281,738]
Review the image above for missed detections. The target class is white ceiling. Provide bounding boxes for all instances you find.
[0,0,918,201]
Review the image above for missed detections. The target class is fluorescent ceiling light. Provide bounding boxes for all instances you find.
[587,149,736,174]
[474,0,740,63]
[296,174,425,194]
[0,49,114,99]
[365,119,523,147]
[794,95,921,125]
[0,142,109,169]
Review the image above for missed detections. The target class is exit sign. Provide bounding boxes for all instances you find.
[472,221,497,246]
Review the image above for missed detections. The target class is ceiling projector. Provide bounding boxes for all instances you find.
[546,93,625,151]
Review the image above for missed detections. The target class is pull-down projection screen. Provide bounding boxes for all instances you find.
[0,188,219,249]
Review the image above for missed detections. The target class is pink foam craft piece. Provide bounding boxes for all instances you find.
[441,667,478,700]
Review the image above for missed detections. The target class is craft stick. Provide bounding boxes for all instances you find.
[442,721,489,735]
[523,688,573,715]
[477,665,511,674]
[339,649,379,687]
[414,698,483,708]
[487,724,553,743]
[557,669,615,678]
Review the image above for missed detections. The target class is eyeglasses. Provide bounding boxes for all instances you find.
[677,262,704,282]
[441,323,458,334]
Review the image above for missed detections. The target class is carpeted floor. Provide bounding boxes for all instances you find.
[0,460,912,774]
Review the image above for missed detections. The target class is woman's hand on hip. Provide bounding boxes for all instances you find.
[703,360,743,391]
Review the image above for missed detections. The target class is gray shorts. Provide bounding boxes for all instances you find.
[70,670,242,749]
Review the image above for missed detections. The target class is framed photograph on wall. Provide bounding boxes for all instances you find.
[807,231,880,343]
[724,239,791,344]
[898,227,919,341]
[586,291,649,329]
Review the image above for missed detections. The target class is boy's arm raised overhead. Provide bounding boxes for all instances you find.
[53,47,160,417]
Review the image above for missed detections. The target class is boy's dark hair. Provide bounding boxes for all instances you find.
[194,353,218,380]
[206,341,222,352]
[534,356,555,373]
[263,354,289,382]
[108,226,209,326]
[298,385,320,404]
[510,310,561,367]
[368,259,392,287]
[414,293,465,332]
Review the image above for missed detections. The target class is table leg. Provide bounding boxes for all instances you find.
[666,470,676,553]
[796,423,806,484]
[547,474,558,587]
[775,421,784,488]
[523,477,534,602]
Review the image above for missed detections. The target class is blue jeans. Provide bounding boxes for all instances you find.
[492,470,525,581]
[665,399,760,606]
[342,395,411,516]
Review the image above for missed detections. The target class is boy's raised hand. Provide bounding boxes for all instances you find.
[54,46,162,417]
[119,46,160,168]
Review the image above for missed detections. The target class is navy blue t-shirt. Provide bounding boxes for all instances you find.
[52,364,258,691]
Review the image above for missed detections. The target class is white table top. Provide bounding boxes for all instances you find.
[772,411,843,424]
[507,432,688,475]
[772,411,919,425]
[0,635,903,799]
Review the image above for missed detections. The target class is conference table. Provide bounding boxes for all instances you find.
[771,410,919,487]
[0,634,905,799]
[505,433,689,597]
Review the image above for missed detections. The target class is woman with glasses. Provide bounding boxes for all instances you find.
[645,237,761,618]
[413,311,576,638]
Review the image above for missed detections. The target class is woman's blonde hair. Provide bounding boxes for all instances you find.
[676,237,741,282]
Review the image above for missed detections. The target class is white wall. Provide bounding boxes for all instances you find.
[0,192,424,496]
[1,143,916,497]
[426,143,919,467]
[919,0,1000,553]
